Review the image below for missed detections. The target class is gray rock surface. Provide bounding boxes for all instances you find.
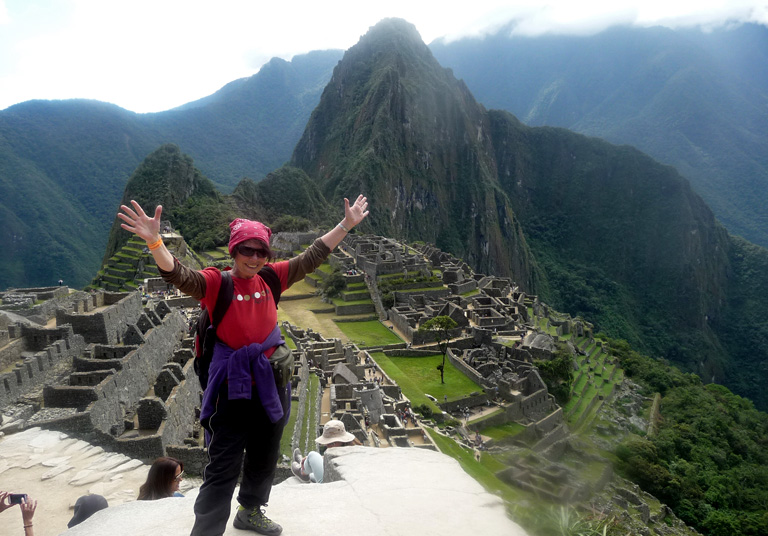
[2,428,527,536]
[63,446,526,536]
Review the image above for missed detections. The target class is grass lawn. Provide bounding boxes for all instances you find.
[297,374,320,452]
[279,400,299,459]
[282,279,316,297]
[370,351,480,408]
[335,320,402,347]
[479,421,526,440]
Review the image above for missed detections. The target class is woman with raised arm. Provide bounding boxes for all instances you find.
[117,195,369,536]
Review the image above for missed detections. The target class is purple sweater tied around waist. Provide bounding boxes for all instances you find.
[200,324,290,426]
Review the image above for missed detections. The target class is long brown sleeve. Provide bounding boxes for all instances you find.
[157,237,331,296]
[285,238,332,288]
[157,259,207,300]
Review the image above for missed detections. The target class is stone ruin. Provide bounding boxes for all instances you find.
[325,234,599,454]
[0,287,203,468]
[283,322,436,451]
[0,233,597,490]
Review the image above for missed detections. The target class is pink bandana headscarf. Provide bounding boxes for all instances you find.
[228,218,272,255]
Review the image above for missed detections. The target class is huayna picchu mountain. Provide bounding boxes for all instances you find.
[291,18,539,291]
[290,18,768,410]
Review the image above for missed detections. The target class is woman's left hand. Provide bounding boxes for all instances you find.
[343,195,369,229]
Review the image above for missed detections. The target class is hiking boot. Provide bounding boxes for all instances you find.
[291,461,310,482]
[233,505,282,535]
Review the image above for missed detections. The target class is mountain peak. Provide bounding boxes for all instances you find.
[358,18,425,48]
[290,17,536,287]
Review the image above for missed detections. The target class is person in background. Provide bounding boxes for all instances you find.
[0,491,37,536]
[137,457,185,500]
[118,195,369,536]
[67,494,108,528]
[291,420,362,484]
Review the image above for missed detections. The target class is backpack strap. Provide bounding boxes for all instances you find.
[210,271,234,328]
[259,265,283,308]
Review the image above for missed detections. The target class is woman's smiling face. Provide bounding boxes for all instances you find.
[231,239,268,278]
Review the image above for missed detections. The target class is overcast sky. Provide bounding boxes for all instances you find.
[1,0,766,113]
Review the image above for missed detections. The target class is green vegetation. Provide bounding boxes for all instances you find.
[611,338,768,536]
[296,373,320,453]
[370,351,479,408]
[432,25,768,250]
[172,196,236,252]
[479,421,525,440]
[534,343,574,405]
[320,269,346,298]
[334,320,402,347]
[279,400,298,459]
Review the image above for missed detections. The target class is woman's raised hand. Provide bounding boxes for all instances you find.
[343,195,369,229]
[117,200,163,243]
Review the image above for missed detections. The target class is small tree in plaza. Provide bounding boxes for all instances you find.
[418,315,458,384]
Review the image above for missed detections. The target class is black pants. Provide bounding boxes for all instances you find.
[190,388,286,536]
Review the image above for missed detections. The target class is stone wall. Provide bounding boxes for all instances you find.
[42,307,187,442]
[445,348,489,388]
[0,326,24,373]
[56,292,142,344]
[115,358,201,460]
[0,286,72,322]
[0,326,87,407]
[334,302,376,315]
[534,407,563,436]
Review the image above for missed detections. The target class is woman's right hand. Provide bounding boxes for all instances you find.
[117,200,163,243]
[20,496,36,524]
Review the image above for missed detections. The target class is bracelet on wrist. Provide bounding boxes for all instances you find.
[24,524,33,528]
[337,222,350,233]
[147,237,163,250]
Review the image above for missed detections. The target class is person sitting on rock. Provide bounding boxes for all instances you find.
[137,457,185,500]
[291,420,361,483]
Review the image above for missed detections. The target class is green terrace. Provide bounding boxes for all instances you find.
[565,335,625,433]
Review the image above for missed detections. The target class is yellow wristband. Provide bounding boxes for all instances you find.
[147,237,163,250]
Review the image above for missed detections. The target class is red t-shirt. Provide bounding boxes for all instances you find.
[201,262,290,353]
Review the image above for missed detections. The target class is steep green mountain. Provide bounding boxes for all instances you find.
[102,143,225,263]
[290,18,768,410]
[430,24,768,249]
[0,50,341,290]
[230,165,336,228]
[291,18,539,289]
[0,100,155,290]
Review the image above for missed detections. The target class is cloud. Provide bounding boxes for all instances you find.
[436,1,768,40]
[1,0,767,113]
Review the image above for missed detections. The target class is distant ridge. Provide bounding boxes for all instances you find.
[430,23,768,249]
